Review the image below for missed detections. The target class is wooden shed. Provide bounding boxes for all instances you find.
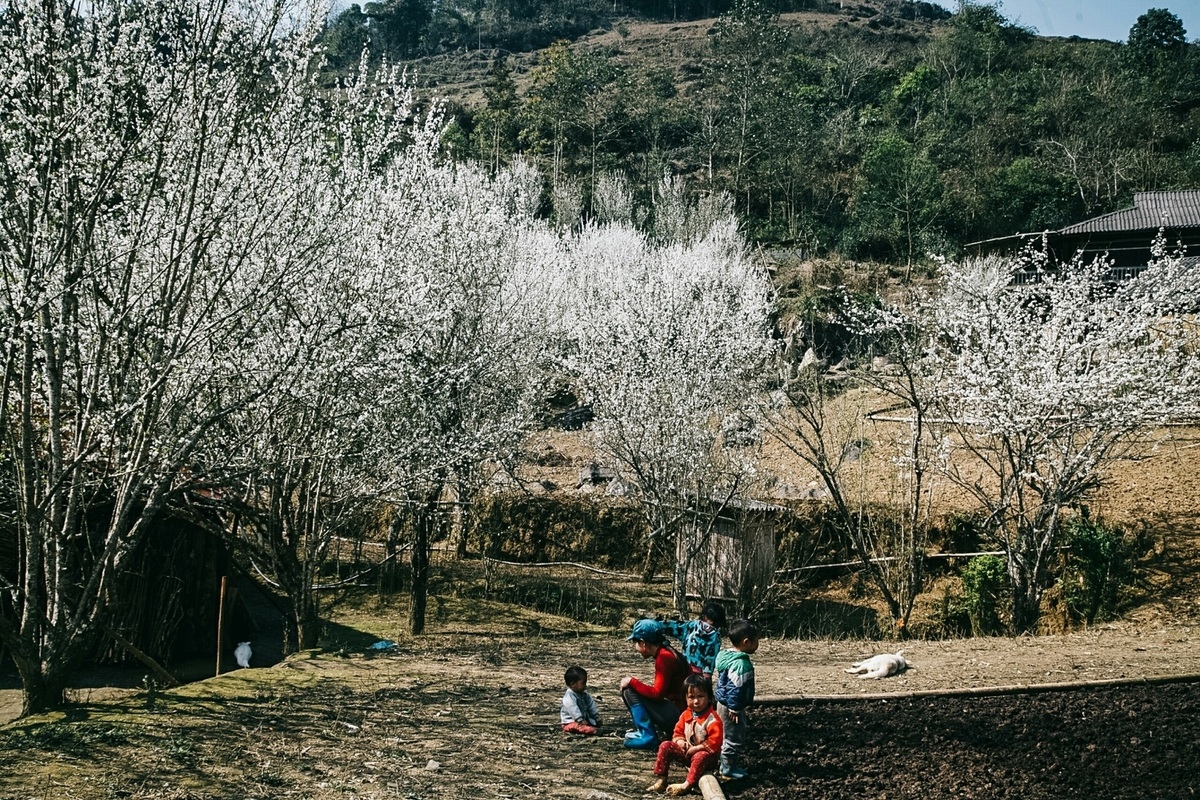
[0,506,286,678]
[685,498,787,618]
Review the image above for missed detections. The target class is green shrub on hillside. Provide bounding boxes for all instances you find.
[1060,516,1140,625]
[468,493,648,571]
[961,554,1007,636]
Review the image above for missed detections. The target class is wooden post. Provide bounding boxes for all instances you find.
[215,576,228,676]
[698,775,726,800]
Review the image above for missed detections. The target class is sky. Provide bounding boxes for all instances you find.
[929,1,1200,42]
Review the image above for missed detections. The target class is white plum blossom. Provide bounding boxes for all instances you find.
[219,103,565,640]
[920,242,1200,632]
[557,193,774,610]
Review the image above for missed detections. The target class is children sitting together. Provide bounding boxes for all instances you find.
[559,601,760,795]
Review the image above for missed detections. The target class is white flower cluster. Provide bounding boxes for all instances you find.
[0,0,780,675]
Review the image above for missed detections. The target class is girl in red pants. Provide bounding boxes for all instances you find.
[645,673,723,796]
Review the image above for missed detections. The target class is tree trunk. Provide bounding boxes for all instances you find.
[381,509,408,594]
[21,678,67,719]
[409,518,429,635]
[640,510,665,583]
[453,518,468,559]
[1008,552,1043,635]
[295,599,322,650]
[13,655,68,718]
[865,558,903,624]
[640,531,656,582]
[672,521,689,615]
[409,483,442,635]
[453,478,469,559]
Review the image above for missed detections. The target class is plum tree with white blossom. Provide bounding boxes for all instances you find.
[0,0,441,713]
[764,296,940,633]
[559,184,775,612]
[920,240,1200,633]
[336,155,561,636]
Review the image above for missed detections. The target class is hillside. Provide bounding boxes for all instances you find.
[336,1,1200,263]
[512,413,1200,635]
[406,7,942,108]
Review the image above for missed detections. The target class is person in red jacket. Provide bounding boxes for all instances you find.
[619,619,687,750]
[645,673,724,796]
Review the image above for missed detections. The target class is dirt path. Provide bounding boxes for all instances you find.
[753,619,1200,698]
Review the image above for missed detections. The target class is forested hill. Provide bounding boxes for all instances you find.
[321,1,1200,263]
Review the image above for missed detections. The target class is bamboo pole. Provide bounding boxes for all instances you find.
[101,622,180,688]
[775,550,1008,574]
[215,576,227,677]
[755,672,1200,707]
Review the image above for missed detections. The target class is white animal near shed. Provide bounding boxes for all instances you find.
[234,641,252,669]
[845,651,910,679]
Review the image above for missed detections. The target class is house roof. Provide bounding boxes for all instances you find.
[1057,191,1200,235]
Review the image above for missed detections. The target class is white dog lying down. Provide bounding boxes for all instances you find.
[845,651,910,679]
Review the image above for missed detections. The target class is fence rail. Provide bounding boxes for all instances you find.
[775,550,1006,575]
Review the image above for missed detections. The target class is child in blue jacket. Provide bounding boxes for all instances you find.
[713,618,759,780]
[662,601,726,678]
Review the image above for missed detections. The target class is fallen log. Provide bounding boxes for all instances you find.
[100,622,180,688]
[698,774,726,800]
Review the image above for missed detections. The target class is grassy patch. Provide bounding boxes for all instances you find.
[3,720,134,753]
[325,557,672,642]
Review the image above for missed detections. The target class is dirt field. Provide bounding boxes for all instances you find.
[752,680,1200,800]
[2,426,1199,798]
[2,617,1200,800]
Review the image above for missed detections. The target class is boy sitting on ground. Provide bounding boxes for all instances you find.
[561,664,600,735]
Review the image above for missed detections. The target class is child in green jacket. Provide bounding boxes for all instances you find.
[713,619,759,780]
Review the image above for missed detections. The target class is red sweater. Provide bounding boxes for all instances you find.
[629,645,687,709]
[672,705,724,754]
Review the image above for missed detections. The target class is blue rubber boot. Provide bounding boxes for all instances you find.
[719,754,747,780]
[623,703,658,750]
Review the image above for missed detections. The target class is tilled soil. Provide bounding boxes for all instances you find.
[742,680,1200,800]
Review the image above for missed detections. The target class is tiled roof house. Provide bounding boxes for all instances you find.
[966,190,1200,278]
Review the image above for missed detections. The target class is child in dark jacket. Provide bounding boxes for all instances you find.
[714,619,759,780]
[645,673,724,796]
[662,601,726,678]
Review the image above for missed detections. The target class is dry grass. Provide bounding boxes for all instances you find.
[405,6,940,110]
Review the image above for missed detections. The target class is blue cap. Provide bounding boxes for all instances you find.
[627,619,664,643]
